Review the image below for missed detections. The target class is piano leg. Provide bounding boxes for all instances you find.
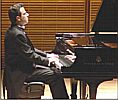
[87,77,113,99]
[80,81,87,99]
[88,81,98,99]
[70,78,77,99]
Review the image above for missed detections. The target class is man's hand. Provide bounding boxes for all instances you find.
[47,53,59,66]
[50,66,61,73]
[47,53,59,58]
[65,55,76,62]
[47,53,62,70]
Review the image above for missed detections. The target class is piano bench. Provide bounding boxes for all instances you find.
[19,81,45,99]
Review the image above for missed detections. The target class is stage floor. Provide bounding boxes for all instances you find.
[1,69,118,99]
[42,78,118,99]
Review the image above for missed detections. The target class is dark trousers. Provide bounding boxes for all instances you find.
[26,67,69,99]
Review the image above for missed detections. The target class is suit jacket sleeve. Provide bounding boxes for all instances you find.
[34,48,47,57]
[15,33,49,66]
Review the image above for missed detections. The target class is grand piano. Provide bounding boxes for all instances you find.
[52,0,118,99]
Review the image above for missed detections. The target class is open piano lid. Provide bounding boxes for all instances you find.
[92,0,118,32]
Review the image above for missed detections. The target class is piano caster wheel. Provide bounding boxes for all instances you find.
[70,94,77,99]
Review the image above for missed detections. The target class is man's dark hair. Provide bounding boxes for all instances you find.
[8,3,24,25]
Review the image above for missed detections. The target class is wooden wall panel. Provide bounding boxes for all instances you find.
[1,0,102,68]
[90,0,102,31]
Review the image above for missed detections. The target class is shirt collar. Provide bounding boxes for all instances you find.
[17,25,26,35]
[17,25,25,30]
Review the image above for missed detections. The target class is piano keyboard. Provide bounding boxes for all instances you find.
[59,55,74,68]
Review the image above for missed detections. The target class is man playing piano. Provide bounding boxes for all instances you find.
[4,3,69,99]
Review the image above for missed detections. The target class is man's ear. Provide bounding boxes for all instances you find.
[16,16,21,21]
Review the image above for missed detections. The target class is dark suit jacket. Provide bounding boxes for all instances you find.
[4,25,49,98]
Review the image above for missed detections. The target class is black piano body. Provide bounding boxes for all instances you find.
[62,46,118,99]
[53,33,118,99]
[62,46,118,74]
[52,0,118,99]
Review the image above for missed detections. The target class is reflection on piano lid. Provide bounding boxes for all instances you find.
[56,33,91,38]
[93,34,118,42]
[92,0,118,32]
[55,33,118,48]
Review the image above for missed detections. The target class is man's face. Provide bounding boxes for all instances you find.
[18,7,29,26]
